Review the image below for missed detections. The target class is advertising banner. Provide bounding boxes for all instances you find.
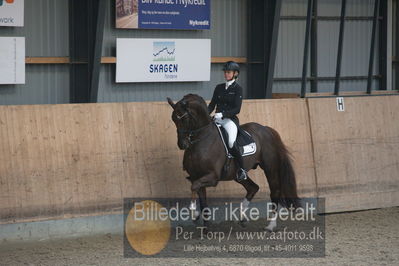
[0,37,25,84]
[0,0,24,27]
[116,0,210,30]
[116,38,210,83]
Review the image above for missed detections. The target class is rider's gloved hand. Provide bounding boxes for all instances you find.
[214,112,223,119]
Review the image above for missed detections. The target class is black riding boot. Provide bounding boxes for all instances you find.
[230,141,248,182]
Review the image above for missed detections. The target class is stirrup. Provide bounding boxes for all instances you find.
[236,168,248,182]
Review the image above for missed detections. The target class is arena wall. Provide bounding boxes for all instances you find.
[0,96,398,224]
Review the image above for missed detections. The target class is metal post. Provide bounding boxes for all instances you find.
[247,0,253,98]
[301,0,314,98]
[89,0,106,103]
[247,0,282,99]
[264,0,282,99]
[378,0,387,91]
[69,0,90,103]
[367,0,380,93]
[397,0,399,89]
[69,0,106,103]
[334,0,347,95]
[310,0,318,93]
[247,0,265,99]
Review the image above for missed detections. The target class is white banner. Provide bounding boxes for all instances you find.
[0,0,24,27]
[0,37,25,84]
[116,38,211,83]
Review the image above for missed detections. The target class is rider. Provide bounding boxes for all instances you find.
[208,61,247,182]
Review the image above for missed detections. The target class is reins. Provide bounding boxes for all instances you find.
[177,121,213,147]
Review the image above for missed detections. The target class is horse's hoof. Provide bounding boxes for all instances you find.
[193,215,201,224]
[264,225,276,232]
[239,220,247,228]
[190,210,200,222]
[192,218,200,224]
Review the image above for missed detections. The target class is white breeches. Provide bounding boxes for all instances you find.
[215,117,237,148]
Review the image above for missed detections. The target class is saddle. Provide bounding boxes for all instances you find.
[215,122,256,180]
[215,122,256,158]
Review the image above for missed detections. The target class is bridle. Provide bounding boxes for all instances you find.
[175,110,212,148]
[175,112,189,120]
[177,123,212,147]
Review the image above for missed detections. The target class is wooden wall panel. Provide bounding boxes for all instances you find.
[308,96,399,212]
[0,99,315,224]
[4,95,398,223]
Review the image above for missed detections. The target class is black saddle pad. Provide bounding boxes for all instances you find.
[237,126,254,146]
[220,125,254,147]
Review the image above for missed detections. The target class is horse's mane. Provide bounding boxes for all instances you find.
[181,94,209,117]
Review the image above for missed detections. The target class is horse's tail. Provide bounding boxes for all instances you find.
[270,128,301,209]
[279,151,301,209]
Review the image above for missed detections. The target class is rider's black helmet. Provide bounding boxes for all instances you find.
[222,61,240,74]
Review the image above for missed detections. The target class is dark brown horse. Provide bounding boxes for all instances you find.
[167,94,300,231]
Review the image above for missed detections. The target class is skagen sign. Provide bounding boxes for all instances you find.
[116,38,211,83]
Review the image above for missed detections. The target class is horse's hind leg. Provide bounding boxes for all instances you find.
[260,164,280,231]
[236,177,259,223]
[237,177,260,201]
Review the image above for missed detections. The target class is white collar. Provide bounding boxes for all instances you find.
[225,79,235,89]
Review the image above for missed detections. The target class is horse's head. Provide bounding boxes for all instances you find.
[167,94,211,150]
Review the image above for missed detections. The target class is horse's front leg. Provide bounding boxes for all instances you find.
[197,187,210,228]
[189,173,218,224]
[191,173,218,192]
